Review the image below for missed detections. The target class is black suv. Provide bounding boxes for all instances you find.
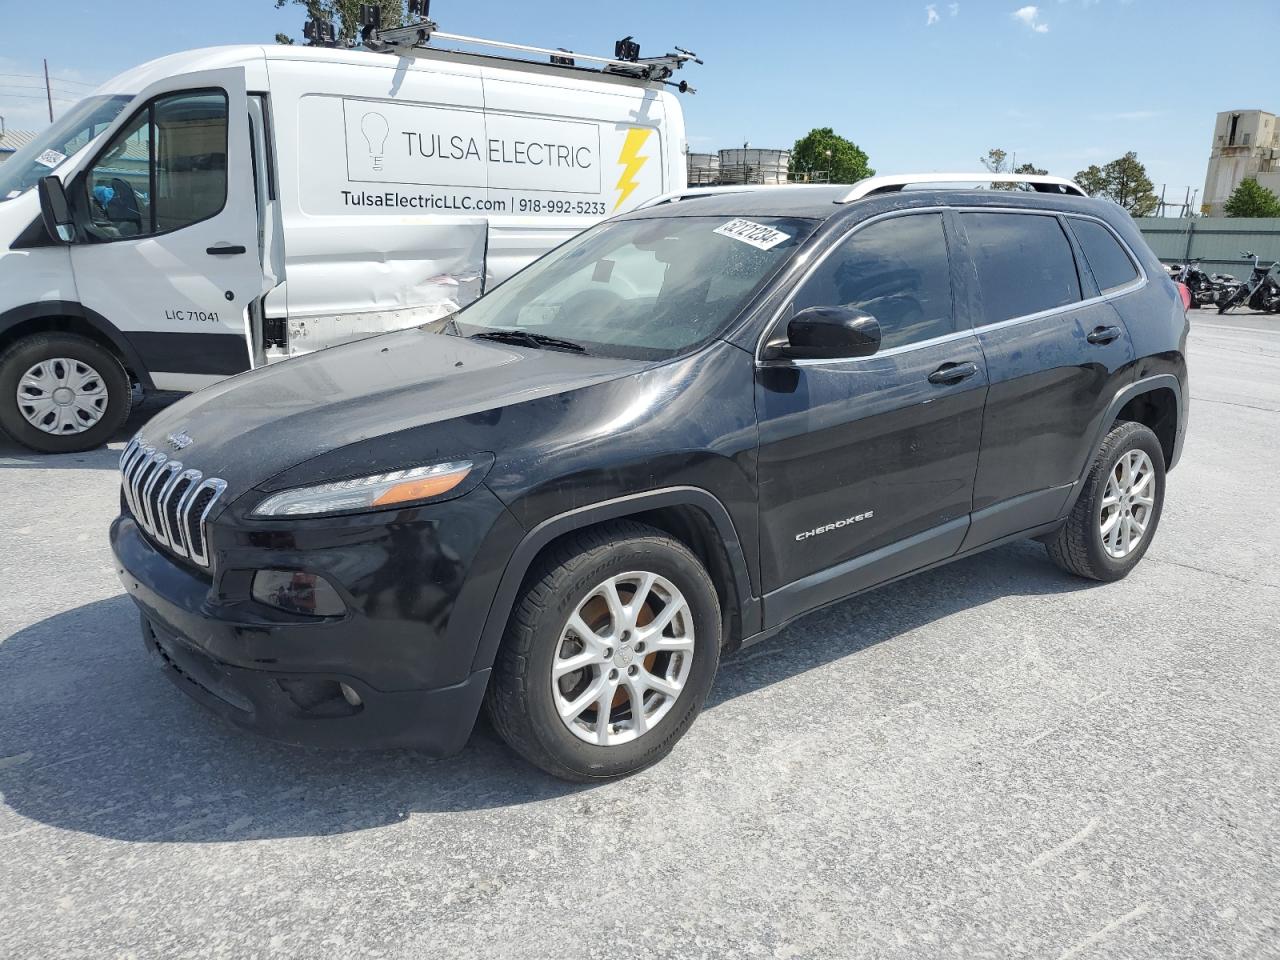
[111,183,1188,781]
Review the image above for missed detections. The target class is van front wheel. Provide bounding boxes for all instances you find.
[0,333,132,453]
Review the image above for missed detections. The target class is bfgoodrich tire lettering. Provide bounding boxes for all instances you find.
[1044,420,1166,581]
[485,520,721,781]
[0,333,132,453]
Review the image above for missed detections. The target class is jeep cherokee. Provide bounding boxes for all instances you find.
[110,177,1189,781]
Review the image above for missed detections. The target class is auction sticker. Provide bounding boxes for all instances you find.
[34,149,66,169]
[713,218,791,250]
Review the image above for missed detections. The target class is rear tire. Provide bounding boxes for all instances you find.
[485,520,721,782]
[0,333,132,453]
[1044,421,1165,581]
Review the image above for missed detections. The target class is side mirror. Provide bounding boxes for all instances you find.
[37,176,75,243]
[767,305,882,361]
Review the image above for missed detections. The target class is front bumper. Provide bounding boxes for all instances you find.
[109,484,521,753]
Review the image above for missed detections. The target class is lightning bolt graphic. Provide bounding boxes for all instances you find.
[614,127,653,211]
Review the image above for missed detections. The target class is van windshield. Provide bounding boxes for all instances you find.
[0,95,132,202]
[449,215,817,360]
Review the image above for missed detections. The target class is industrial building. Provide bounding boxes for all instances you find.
[1202,109,1280,216]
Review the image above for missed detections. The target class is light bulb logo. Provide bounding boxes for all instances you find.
[361,112,389,171]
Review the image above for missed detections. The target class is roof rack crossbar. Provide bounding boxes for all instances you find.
[839,173,1087,203]
[363,17,700,90]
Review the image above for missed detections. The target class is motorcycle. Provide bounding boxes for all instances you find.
[1217,251,1280,314]
[1171,259,1220,309]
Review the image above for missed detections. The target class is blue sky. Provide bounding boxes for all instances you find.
[2,0,1277,204]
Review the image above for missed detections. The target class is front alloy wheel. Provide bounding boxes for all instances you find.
[552,572,695,746]
[486,521,721,781]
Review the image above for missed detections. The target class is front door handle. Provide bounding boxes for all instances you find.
[927,361,980,385]
[1086,325,1122,345]
[206,244,247,256]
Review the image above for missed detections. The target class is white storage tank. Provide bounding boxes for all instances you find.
[717,148,791,185]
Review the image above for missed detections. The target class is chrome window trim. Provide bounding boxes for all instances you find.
[754,206,1148,368]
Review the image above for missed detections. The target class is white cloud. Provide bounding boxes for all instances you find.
[1012,5,1050,32]
[926,4,941,25]
[949,3,960,15]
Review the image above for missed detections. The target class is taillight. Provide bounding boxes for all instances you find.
[1175,281,1191,311]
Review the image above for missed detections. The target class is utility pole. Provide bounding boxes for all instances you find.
[43,59,54,122]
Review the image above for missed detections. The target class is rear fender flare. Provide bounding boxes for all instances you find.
[1061,373,1184,516]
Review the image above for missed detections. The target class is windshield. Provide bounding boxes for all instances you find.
[450,215,817,360]
[0,94,132,202]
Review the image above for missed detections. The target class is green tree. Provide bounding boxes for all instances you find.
[1223,177,1280,218]
[790,128,874,185]
[1073,152,1159,217]
[274,0,406,45]
[979,148,1048,190]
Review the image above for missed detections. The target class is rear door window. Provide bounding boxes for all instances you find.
[961,212,1082,323]
[1067,218,1140,293]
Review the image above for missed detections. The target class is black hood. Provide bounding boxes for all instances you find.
[136,329,646,500]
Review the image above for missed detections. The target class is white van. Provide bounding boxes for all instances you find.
[0,38,690,452]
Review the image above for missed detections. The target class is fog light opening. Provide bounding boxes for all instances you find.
[251,569,346,617]
[339,682,363,707]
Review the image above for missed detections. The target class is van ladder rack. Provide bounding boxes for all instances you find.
[839,173,1087,202]
[359,13,701,92]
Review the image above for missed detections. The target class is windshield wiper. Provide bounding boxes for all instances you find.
[469,329,587,353]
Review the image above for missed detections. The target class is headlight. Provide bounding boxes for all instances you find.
[251,460,475,518]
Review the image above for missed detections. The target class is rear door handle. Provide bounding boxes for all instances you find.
[1086,325,1122,345]
[927,361,980,385]
[206,244,247,256]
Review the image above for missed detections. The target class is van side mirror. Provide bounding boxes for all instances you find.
[37,176,75,243]
[766,305,882,361]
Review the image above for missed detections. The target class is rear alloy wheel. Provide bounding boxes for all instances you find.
[486,521,721,781]
[1044,420,1166,581]
[0,333,132,453]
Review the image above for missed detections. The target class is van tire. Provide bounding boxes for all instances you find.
[485,520,721,782]
[0,333,132,454]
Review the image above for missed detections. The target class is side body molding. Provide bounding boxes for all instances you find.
[470,486,759,674]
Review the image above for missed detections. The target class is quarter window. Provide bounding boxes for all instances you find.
[961,213,1081,323]
[790,213,956,351]
[1068,218,1139,293]
[82,90,228,240]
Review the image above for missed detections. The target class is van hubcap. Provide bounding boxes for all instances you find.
[1099,449,1155,559]
[17,358,109,435]
[551,571,694,747]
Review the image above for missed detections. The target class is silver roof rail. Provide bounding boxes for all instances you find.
[354,8,701,92]
[840,172,1087,202]
[636,184,842,209]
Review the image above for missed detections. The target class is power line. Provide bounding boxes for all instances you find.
[0,72,98,88]
[0,91,79,103]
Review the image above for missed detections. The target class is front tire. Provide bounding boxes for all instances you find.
[1044,421,1165,581]
[0,333,132,453]
[485,520,721,782]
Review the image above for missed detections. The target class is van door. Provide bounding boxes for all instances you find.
[67,67,263,391]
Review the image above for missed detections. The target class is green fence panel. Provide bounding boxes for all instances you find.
[1134,217,1280,278]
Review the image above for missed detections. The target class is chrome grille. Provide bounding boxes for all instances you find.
[119,437,227,568]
